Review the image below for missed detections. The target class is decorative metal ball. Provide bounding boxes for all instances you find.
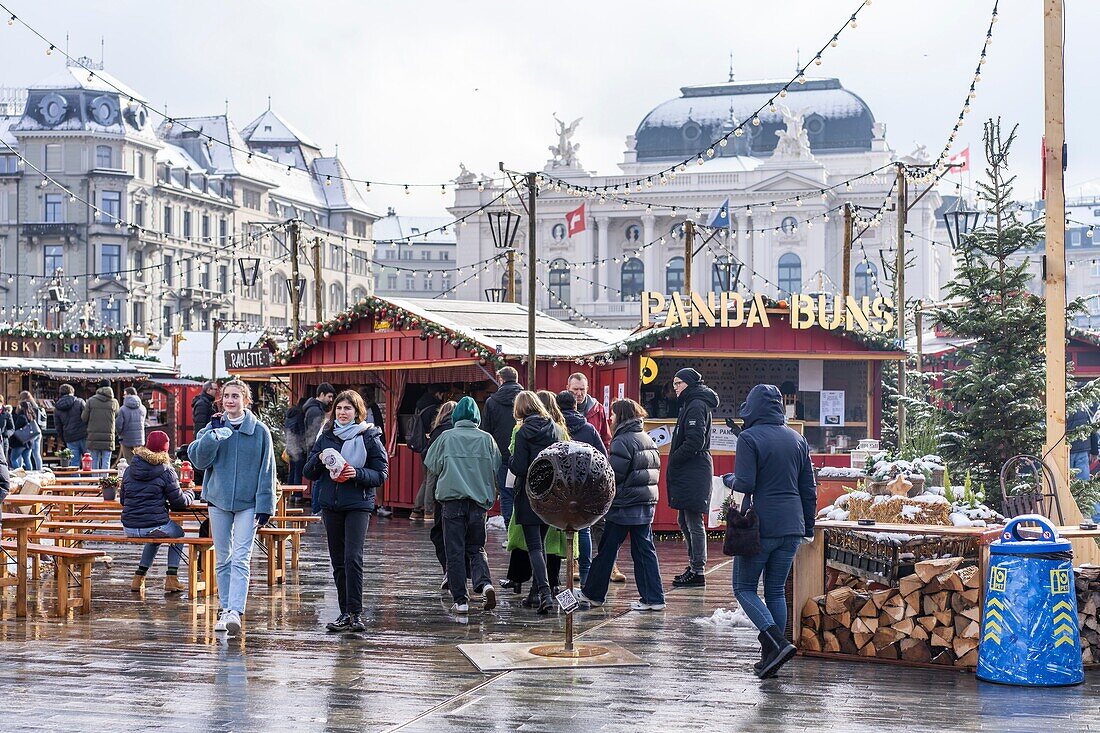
[526,441,615,531]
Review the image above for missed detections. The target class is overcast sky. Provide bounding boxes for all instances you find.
[2,0,1096,216]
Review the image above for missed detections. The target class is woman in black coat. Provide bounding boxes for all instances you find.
[509,390,563,614]
[304,390,389,634]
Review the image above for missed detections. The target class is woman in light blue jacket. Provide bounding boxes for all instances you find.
[188,378,276,637]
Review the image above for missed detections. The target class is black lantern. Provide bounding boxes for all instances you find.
[285,277,306,301]
[237,256,261,287]
[712,258,744,292]
[488,211,521,250]
[942,209,981,247]
[483,287,506,303]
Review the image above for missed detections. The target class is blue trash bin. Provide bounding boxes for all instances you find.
[976,514,1084,686]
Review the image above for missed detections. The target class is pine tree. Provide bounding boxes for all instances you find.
[934,119,1099,506]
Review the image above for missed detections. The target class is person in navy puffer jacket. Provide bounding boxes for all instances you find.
[120,430,194,594]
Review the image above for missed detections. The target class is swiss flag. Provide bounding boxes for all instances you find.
[947,147,970,174]
[566,203,586,237]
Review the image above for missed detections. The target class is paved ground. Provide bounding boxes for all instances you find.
[1,514,1097,732]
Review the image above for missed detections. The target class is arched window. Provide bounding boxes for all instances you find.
[271,274,287,305]
[620,258,644,301]
[329,282,344,313]
[501,271,522,302]
[854,261,877,300]
[666,256,685,294]
[778,253,802,296]
[549,258,570,306]
[351,286,367,304]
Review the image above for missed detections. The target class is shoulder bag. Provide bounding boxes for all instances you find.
[723,493,761,557]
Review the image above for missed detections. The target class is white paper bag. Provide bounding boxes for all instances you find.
[320,448,347,479]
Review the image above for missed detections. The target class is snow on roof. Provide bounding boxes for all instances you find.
[162,115,256,179]
[156,140,205,172]
[640,85,869,131]
[29,66,149,105]
[373,213,455,242]
[240,109,318,149]
[0,116,16,146]
[312,157,376,216]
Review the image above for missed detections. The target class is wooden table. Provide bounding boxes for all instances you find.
[1,513,44,617]
[3,495,113,517]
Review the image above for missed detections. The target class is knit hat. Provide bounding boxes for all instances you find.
[146,430,170,454]
[452,396,481,426]
[675,368,703,386]
[555,390,577,412]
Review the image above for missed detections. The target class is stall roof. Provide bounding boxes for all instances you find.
[0,357,178,380]
[381,298,627,359]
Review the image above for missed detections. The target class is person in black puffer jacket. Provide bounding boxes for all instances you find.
[481,367,523,525]
[667,368,720,588]
[119,430,195,594]
[580,399,664,611]
[53,384,87,467]
[723,383,817,679]
[304,390,389,634]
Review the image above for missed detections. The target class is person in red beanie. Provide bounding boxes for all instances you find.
[119,430,195,593]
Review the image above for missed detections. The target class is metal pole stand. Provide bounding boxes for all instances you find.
[528,529,609,660]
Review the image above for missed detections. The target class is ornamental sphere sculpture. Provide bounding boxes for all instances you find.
[526,441,615,531]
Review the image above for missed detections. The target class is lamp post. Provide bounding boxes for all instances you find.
[237,256,261,289]
[488,211,521,302]
[712,258,743,292]
[483,287,506,303]
[942,209,981,248]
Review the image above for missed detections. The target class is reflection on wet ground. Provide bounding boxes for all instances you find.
[1,515,1096,732]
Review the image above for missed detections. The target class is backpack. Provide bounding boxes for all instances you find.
[406,406,432,454]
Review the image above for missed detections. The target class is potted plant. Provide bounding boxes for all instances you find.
[867,457,927,496]
[99,474,120,502]
[57,448,73,466]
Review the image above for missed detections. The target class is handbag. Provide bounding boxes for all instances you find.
[10,421,38,447]
[723,494,761,557]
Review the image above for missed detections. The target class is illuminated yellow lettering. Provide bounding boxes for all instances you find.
[664,292,689,328]
[641,291,665,328]
[845,296,871,331]
[872,297,895,333]
[721,293,744,327]
[746,294,771,327]
[690,291,717,327]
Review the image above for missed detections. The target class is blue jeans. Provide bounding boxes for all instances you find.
[66,440,86,468]
[1070,451,1091,481]
[9,445,30,469]
[497,460,513,525]
[208,505,258,613]
[91,450,112,470]
[125,520,185,570]
[578,527,592,585]
[29,436,42,470]
[582,520,664,605]
[733,535,802,632]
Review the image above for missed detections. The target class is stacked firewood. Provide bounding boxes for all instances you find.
[1079,565,1100,665]
[801,557,982,667]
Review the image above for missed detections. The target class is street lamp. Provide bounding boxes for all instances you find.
[488,211,521,303]
[237,256,261,287]
[942,209,981,248]
[712,258,744,292]
[285,277,306,302]
[484,287,506,303]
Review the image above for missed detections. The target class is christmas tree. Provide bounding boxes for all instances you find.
[934,119,1099,504]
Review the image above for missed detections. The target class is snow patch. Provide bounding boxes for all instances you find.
[486,515,507,531]
[695,607,756,631]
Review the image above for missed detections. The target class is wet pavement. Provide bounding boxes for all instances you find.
[1,515,1097,732]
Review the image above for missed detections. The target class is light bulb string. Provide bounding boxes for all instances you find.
[432,253,508,299]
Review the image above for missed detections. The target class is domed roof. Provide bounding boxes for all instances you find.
[634,77,875,161]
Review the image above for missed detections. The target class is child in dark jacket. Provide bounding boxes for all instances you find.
[119,431,195,594]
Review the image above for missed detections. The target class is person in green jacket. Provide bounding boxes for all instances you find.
[424,396,501,615]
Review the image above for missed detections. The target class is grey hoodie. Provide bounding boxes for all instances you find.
[115,394,147,448]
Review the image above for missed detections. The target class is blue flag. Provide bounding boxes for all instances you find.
[708,197,730,228]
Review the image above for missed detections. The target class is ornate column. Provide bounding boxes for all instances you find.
[595,216,609,302]
[642,214,658,293]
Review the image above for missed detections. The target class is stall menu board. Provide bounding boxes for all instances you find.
[820,390,845,426]
[651,357,799,418]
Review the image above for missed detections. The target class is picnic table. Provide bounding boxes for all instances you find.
[1,512,44,617]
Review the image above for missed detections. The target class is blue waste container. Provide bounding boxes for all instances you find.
[976,514,1084,686]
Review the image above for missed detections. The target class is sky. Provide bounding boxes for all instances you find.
[1,0,1096,217]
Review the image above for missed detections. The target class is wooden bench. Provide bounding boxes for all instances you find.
[270,514,319,569]
[28,532,216,600]
[256,526,306,585]
[0,540,104,616]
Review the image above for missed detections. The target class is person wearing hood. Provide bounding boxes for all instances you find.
[17,391,45,471]
[189,379,277,637]
[120,430,195,594]
[304,389,389,634]
[115,387,148,461]
[556,390,606,586]
[722,384,817,679]
[667,368,719,588]
[82,380,119,470]
[567,373,612,446]
[426,401,456,574]
[481,367,523,525]
[425,396,501,615]
[53,384,87,467]
[510,390,562,614]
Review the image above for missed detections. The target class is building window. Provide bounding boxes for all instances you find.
[163,254,174,284]
[387,274,397,289]
[266,198,278,215]
[183,211,192,238]
[329,282,344,312]
[405,273,415,290]
[45,144,61,172]
[133,201,145,228]
[399,249,412,260]
[351,287,367,303]
[219,218,228,245]
[549,258,570,305]
[384,250,394,260]
[781,216,798,235]
[778,252,802,296]
[620,258,644,301]
[665,256,685,294]
[95,145,112,169]
[162,305,173,337]
[0,155,17,173]
[132,300,145,331]
[200,261,211,290]
[132,250,144,280]
[244,189,261,210]
[135,152,145,179]
[501,271,522,300]
[440,251,451,261]
[101,244,121,275]
[353,220,367,238]
[100,298,121,328]
[441,273,452,292]
[420,250,431,260]
[100,191,121,223]
[219,264,229,294]
[163,205,173,235]
[854,261,878,300]
[202,214,210,241]
[44,245,63,275]
[44,194,63,223]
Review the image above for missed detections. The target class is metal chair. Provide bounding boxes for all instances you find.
[999,455,1064,524]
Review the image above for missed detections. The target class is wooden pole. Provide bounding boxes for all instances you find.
[915,303,924,374]
[895,164,908,451]
[1043,0,1080,523]
[565,528,574,652]
[684,219,694,294]
[312,236,324,324]
[842,203,853,300]
[210,317,219,382]
[506,249,516,303]
[526,173,537,387]
[289,220,301,337]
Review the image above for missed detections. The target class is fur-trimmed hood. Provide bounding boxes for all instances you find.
[133,446,170,466]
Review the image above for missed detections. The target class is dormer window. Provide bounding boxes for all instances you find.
[264,125,272,132]
[411,227,420,235]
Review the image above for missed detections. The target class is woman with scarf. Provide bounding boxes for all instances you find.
[304,390,388,634]
[188,379,277,637]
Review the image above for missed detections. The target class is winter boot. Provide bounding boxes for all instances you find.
[755,625,797,679]
[130,573,145,593]
[164,575,184,594]
[536,588,554,615]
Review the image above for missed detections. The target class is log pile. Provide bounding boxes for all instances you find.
[1078,566,1100,665]
[801,557,982,667]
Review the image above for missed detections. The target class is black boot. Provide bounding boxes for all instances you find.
[521,585,538,608]
[755,625,796,679]
[536,588,554,615]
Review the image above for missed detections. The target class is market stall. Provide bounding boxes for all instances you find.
[226,295,627,509]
